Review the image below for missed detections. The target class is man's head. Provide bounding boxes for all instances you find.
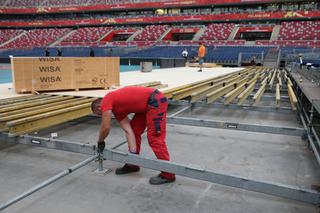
[91,99,102,115]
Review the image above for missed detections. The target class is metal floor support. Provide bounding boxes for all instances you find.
[1,127,320,208]
[0,67,319,211]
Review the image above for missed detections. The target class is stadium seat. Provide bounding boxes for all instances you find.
[59,27,112,47]
[2,28,71,49]
[279,21,320,40]
[0,29,24,44]
[134,25,170,41]
[200,23,235,40]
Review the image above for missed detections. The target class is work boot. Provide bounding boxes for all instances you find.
[149,174,176,185]
[115,164,140,175]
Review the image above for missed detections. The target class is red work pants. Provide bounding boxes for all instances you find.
[130,92,175,180]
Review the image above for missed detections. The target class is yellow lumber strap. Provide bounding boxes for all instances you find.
[253,83,267,106]
[288,84,297,111]
[238,80,257,105]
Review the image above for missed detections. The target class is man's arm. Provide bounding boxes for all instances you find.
[98,110,112,143]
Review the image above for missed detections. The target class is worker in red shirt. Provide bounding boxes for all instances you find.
[91,86,176,185]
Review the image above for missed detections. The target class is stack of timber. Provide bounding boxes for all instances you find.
[0,95,96,137]
[163,67,298,111]
[0,82,167,136]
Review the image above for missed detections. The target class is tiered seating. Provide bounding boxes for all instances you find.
[256,40,320,48]
[42,0,89,7]
[120,45,270,64]
[109,41,156,47]
[178,40,245,46]
[0,29,24,44]
[278,21,320,40]
[3,0,166,7]
[200,23,235,40]
[2,28,70,49]
[134,25,169,41]
[88,0,166,5]
[60,27,112,46]
[5,0,43,7]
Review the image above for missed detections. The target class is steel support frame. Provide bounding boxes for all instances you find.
[298,102,320,165]
[167,116,305,136]
[1,133,319,205]
[169,100,293,114]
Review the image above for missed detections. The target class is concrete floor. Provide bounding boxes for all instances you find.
[0,106,320,213]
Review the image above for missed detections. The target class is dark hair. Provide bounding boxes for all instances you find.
[91,99,102,113]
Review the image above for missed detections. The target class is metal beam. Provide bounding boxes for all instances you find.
[1,134,319,205]
[0,134,95,155]
[168,106,191,118]
[104,149,320,205]
[167,116,305,136]
[168,100,293,114]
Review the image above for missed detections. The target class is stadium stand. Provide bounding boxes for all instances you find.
[120,45,270,65]
[0,0,318,68]
[0,29,24,44]
[42,0,89,7]
[278,21,320,40]
[2,28,71,49]
[59,27,112,46]
[256,40,320,48]
[178,40,246,46]
[200,23,235,40]
[4,0,43,8]
[134,25,170,41]
[1,0,169,8]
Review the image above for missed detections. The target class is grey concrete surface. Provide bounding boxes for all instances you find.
[0,106,319,213]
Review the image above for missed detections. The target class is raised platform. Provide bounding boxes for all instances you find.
[0,67,243,99]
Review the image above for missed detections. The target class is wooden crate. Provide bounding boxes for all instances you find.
[11,57,120,93]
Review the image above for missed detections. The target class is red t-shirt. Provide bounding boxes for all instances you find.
[101,86,155,121]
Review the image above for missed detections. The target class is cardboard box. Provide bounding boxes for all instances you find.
[11,57,120,93]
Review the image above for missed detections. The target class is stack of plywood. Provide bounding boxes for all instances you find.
[11,57,120,93]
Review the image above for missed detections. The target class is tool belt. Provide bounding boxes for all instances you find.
[148,89,167,108]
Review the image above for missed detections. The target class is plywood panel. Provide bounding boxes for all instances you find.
[10,57,120,93]
[11,58,33,93]
[32,57,74,91]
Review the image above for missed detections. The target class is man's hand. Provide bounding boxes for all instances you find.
[97,141,105,154]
